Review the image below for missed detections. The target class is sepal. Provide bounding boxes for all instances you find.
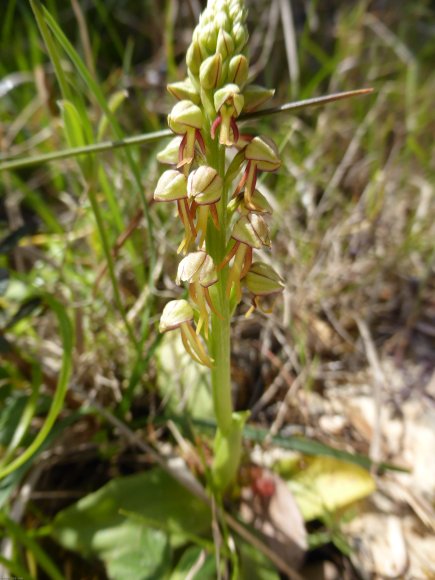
[154,170,187,202]
[159,299,193,332]
[187,166,222,205]
[168,100,203,134]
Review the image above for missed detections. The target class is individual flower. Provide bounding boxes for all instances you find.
[211,84,244,146]
[153,170,196,254]
[187,165,222,246]
[220,213,270,303]
[168,100,205,173]
[159,299,212,367]
[176,251,219,337]
[244,261,284,316]
[229,189,272,215]
[233,136,281,209]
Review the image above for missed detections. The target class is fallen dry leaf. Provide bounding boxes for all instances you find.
[240,468,308,569]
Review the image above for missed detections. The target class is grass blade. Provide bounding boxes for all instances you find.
[0,294,73,480]
[0,129,172,171]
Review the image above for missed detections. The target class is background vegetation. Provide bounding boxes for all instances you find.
[1,0,434,577]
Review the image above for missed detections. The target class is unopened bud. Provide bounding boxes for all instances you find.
[159,299,193,332]
[154,169,187,202]
[199,53,223,90]
[186,40,203,76]
[232,22,248,52]
[228,55,249,87]
[216,29,235,60]
[215,11,230,32]
[199,23,218,54]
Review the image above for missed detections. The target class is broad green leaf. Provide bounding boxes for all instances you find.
[286,456,376,521]
[103,522,170,580]
[52,468,211,573]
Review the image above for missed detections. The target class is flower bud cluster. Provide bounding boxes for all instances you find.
[154,0,284,366]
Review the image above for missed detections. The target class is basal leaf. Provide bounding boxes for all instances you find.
[52,467,211,574]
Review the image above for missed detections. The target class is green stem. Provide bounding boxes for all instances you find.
[207,140,232,435]
[205,137,249,492]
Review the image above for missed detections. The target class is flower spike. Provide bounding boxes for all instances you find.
[176,251,219,337]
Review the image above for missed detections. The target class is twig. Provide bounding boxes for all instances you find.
[279,0,299,96]
[355,317,385,465]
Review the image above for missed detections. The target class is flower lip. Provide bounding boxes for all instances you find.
[159,299,193,332]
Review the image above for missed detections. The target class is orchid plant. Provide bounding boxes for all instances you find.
[155,0,284,492]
